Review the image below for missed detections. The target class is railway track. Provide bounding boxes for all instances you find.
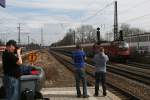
[50,50,140,100]
[107,64,150,86]
[126,61,150,70]
[53,49,150,86]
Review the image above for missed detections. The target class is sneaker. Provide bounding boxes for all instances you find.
[83,95,89,98]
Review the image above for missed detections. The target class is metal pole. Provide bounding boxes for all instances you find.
[41,28,44,46]
[82,32,84,44]
[137,33,140,51]
[73,30,76,45]
[28,35,30,45]
[17,23,21,44]
[27,35,30,50]
[114,1,118,41]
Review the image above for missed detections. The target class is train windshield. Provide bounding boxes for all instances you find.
[118,42,129,49]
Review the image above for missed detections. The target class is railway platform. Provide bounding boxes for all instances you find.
[0,50,121,100]
[41,87,121,100]
[0,50,149,99]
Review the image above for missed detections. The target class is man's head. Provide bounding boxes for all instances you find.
[99,47,104,53]
[76,44,82,50]
[6,40,17,53]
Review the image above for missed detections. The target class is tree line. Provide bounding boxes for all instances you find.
[51,24,148,46]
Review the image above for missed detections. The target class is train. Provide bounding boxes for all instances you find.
[0,46,6,52]
[0,46,6,56]
[51,40,131,62]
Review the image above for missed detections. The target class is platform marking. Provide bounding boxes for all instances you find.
[88,91,98,100]
[41,90,98,100]
[41,90,75,95]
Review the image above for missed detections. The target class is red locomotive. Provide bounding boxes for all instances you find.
[88,41,130,61]
[51,40,130,62]
[51,29,131,62]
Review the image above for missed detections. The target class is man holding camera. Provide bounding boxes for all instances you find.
[72,44,89,98]
[93,47,109,96]
[2,40,22,100]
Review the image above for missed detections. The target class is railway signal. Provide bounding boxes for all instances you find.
[97,27,100,43]
[119,30,124,41]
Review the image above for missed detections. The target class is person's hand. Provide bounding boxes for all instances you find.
[17,48,22,55]
[82,48,84,51]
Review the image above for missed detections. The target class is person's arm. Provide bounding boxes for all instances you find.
[72,52,74,59]
[85,57,87,61]
[16,48,22,65]
[84,55,87,61]
[83,51,87,61]
[105,55,109,62]
[93,55,96,65]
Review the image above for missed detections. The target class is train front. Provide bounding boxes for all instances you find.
[117,41,130,59]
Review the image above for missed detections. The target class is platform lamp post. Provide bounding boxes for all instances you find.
[97,27,100,44]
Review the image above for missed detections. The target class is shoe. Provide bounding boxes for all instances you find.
[77,95,81,98]
[103,92,107,96]
[94,93,98,97]
[83,95,89,98]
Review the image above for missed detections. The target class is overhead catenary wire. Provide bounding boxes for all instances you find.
[119,0,150,15]
[121,13,150,24]
[86,0,97,8]
[81,1,114,22]
[78,0,98,25]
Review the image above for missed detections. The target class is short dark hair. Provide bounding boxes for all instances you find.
[76,44,81,49]
[6,40,17,47]
[99,47,104,52]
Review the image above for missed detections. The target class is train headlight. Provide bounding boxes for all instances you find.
[119,42,129,49]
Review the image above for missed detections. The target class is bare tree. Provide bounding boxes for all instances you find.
[76,25,97,43]
[120,23,145,36]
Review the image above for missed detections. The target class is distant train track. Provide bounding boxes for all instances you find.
[126,61,150,70]
[50,50,140,100]
[52,49,150,86]
[107,63,150,86]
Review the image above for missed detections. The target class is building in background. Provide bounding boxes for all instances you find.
[124,32,150,54]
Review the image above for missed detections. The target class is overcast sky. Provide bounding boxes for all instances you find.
[0,0,150,45]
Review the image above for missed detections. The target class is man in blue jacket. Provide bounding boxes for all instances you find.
[72,44,89,98]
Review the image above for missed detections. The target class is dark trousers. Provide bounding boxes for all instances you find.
[95,71,106,95]
[75,69,88,96]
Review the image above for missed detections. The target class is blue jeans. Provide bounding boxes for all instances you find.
[75,69,88,96]
[3,76,19,100]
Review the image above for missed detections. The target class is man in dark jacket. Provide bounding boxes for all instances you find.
[2,40,22,100]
